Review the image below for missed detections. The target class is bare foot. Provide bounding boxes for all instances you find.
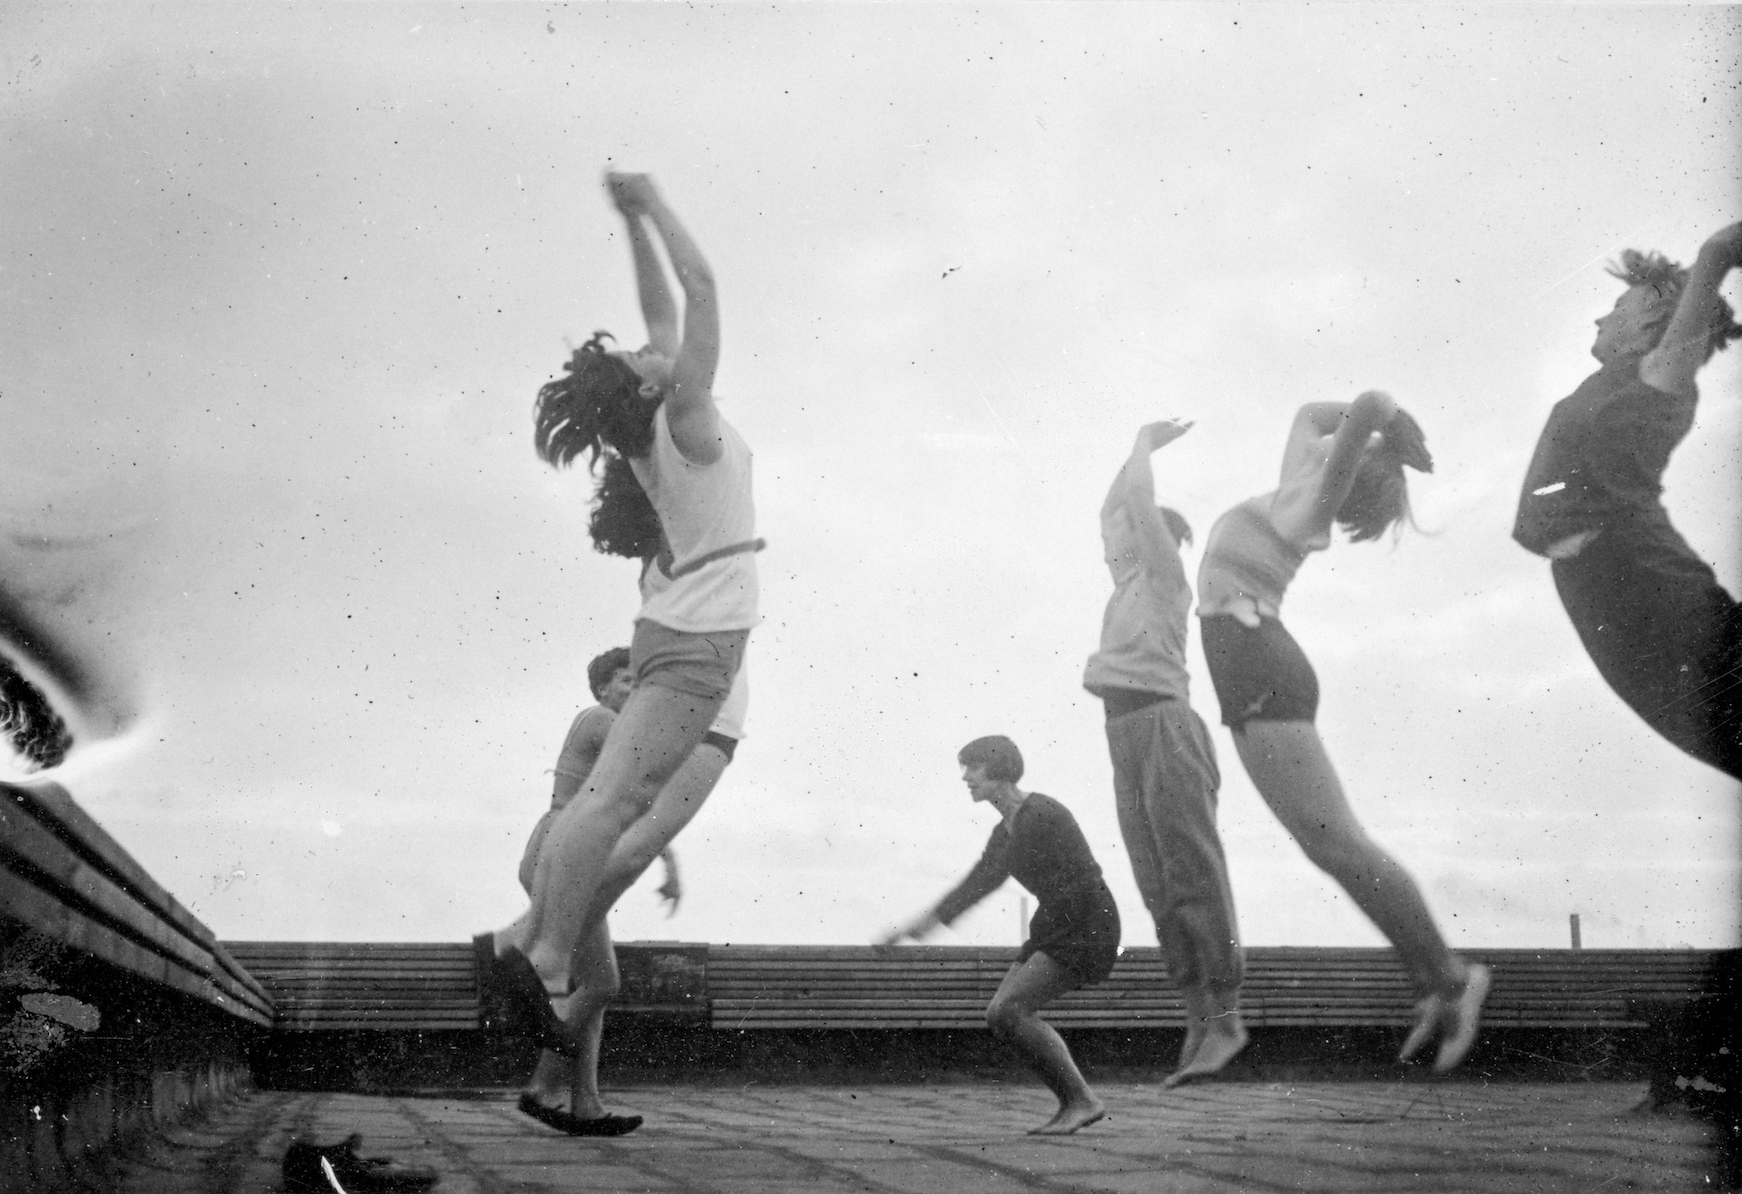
[1433,963,1491,1074]
[1028,1099,1106,1136]
[1163,1019,1248,1088]
[1176,1024,1206,1072]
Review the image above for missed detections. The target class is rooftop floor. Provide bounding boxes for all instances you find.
[102,1078,1726,1193]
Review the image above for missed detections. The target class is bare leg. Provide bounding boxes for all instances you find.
[562,746,729,1119]
[1164,984,1248,1088]
[498,741,731,986]
[517,683,724,982]
[562,919,620,1119]
[523,1017,577,1109]
[590,744,729,919]
[1231,721,1465,997]
[986,954,1105,1135]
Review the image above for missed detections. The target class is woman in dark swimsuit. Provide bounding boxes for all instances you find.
[882,736,1120,1136]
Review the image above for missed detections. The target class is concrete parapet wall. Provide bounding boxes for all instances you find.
[1,942,260,1193]
[2,777,272,1193]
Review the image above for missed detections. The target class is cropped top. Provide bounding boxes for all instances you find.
[1196,496,1314,625]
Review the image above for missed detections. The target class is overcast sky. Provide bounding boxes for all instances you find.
[2,4,1737,953]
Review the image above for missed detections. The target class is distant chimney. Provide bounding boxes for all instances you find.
[1569,913,1582,950]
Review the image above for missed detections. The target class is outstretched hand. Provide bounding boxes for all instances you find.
[655,850,682,916]
[1137,419,1193,452]
[656,873,682,916]
[605,171,659,216]
[1383,409,1433,474]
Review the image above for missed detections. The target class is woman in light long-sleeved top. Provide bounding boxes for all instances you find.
[1084,420,1245,1087]
[1196,393,1489,1074]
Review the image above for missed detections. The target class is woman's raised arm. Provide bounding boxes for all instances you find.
[1311,391,1399,522]
[1641,222,1742,396]
[605,173,721,461]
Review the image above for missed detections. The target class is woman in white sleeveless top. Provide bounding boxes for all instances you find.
[489,173,759,1083]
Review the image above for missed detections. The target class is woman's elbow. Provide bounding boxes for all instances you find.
[1349,391,1397,424]
[1294,401,1348,432]
[680,263,718,298]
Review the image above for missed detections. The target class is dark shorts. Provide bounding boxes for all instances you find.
[1200,614,1320,729]
[629,620,749,703]
[1018,888,1121,988]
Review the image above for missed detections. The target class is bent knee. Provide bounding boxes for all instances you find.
[569,971,621,1013]
[985,999,1022,1037]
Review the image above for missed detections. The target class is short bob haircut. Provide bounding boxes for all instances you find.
[586,646,633,701]
[958,735,1024,783]
[1607,249,1742,363]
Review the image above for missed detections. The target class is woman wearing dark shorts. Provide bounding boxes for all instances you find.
[1196,392,1490,1074]
[883,736,1118,1136]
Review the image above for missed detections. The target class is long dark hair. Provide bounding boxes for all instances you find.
[533,332,665,560]
[589,450,662,560]
[532,332,659,466]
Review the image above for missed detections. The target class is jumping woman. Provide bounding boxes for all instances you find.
[489,172,759,1084]
[1196,392,1490,1073]
[1515,222,1742,779]
[882,736,1120,1135]
[504,647,745,1136]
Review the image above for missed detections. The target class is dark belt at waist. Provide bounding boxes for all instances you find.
[1101,688,1169,720]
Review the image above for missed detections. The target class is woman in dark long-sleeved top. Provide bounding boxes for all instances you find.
[882,736,1120,1136]
[1515,222,1742,779]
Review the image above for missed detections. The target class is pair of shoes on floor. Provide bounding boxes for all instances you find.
[517,1093,644,1137]
[474,934,578,1058]
[1399,962,1493,1073]
[282,1134,440,1193]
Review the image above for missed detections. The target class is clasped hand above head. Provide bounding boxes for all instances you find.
[605,170,658,216]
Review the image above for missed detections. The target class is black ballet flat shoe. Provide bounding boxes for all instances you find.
[489,945,578,1058]
[282,1133,440,1192]
[517,1094,644,1137]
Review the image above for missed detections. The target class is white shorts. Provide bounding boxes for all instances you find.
[710,662,748,741]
